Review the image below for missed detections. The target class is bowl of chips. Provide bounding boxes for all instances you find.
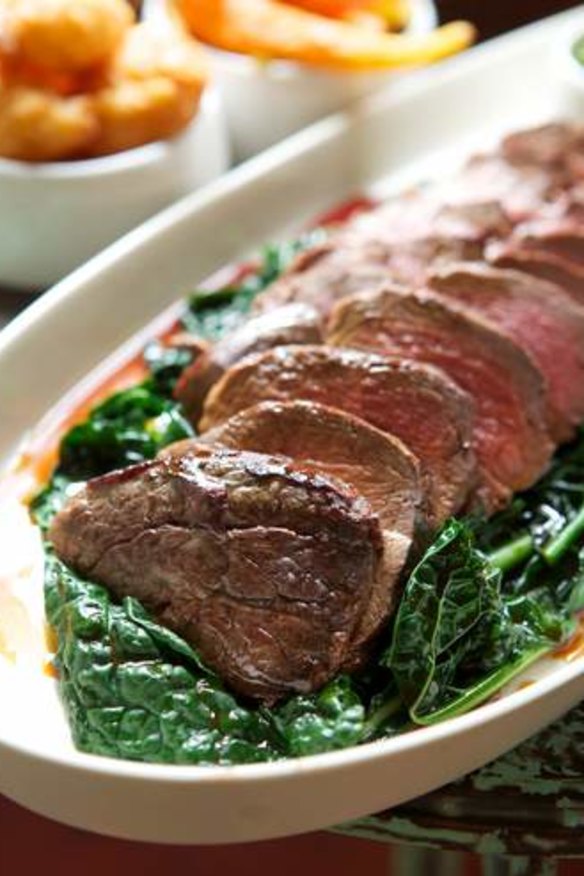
[174,0,475,160]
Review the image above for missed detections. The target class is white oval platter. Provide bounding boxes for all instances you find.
[1,7,584,845]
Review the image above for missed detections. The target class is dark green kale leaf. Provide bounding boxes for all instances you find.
[272,676,366,757]
[124,597,212,676]
[143,341,195,398]
[30,473,72,533]
[30,379,193,534]
[182,284,256,342]
[45,552,280,765]
[45,552,389,763]
[475,428,584,631]
[57,385,193,480]
[384,519,575,726]
[476,427,584,573]
[182,231,326,341]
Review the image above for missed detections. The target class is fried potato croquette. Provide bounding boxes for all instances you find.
[0,86,96,160]
[117,20,207,91]
[89,76,199,156]
[175,0,475,71]
[0,0,134,74]
[88,20,207,156]
[0,4,207,161]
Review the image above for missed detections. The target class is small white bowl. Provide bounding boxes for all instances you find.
[209,0,438,161]
[0,88,229,291]
[554,16,584,121]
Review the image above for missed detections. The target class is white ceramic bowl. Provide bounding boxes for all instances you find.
[0,88,229,291]
[208,0,438,161]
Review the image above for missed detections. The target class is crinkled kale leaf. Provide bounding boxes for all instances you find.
[181,231,326,341]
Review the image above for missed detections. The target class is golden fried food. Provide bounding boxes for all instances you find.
[89,76,199,156]
[0,0,134,74]
[0,86,96,160]
[285,0,410,30]
[117,20,207,91]
[175,0,475,71]
[381,0,410,30]
[86,20,207,156]
[0,6,207,161]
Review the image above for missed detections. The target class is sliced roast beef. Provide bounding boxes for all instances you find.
[437,124,584,225]
[360,234,481,289]
[200,345,475,525]
[49,445,383,703]
[253,231,483,319]
[501,123,583,171]
[488,236,584,305]
[328,287,554,511]
[252,193,514,321]
[197,399,421,654]
[252,235,397,319]
[553,183,584,224]
[437,153,562,224]
[500,122,584,191]
[174,303,322,423]
[160,332,210,360]
[510,221,584,266]
[427,263,584,441]
[353,191,511,245]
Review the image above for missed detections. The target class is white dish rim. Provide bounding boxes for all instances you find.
[1,656,583,784]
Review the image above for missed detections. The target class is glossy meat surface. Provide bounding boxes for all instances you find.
[200,399,422,654]
[201,344,476,525]
[428,263,584,441]
[50,445,383,702]
[328,287,554,510]
[175,302,323,423]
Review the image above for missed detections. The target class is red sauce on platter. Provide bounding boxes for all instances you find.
[313,195,377,227]
[2,352,151,505]
[552,623,584,663]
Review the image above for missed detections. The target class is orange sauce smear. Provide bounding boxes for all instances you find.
[3,354,150,505]
[43,660,59,679]
[552,622,584,663]
[516,679,535,691]
[1,303,188,506]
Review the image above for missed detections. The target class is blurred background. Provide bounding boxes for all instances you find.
[439,0,578,38]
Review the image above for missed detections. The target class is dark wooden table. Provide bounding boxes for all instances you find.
[3,2,584,875]
[340,703,584,874]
